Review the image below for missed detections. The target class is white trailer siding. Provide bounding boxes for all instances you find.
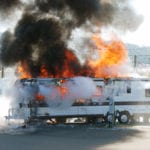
[36,106,109,117]
[6,78,150,124]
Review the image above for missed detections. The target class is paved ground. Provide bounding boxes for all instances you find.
[0,125,149,150]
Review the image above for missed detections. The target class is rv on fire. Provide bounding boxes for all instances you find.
[6,77,150,125]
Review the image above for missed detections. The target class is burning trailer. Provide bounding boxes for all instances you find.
[5,77,150,126]
[0,0,146,127]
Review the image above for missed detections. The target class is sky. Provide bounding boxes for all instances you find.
[121,0,150,46]
[99,0,150,47]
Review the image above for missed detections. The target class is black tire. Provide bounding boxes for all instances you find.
[105,113,115,123]
[118,111,130,124]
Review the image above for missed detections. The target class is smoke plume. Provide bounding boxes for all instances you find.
[0,0,143,78]
[0,0,21,10]
[0,0,22,17]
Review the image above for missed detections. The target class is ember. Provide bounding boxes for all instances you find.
[36,93,45,101]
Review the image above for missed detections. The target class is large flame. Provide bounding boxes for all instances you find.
[17,34,128,79]
[17,61,32,79]
[88,34,128,78]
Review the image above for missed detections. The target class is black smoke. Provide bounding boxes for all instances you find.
[36,0,100,25]
[0,0,143,78]
[0,0,21,15]
[35,0,66,12]
[0,12,87,77]
[0,0,20,8]
[0,32,31,65]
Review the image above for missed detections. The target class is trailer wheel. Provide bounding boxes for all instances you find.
[105,113,114,123]
[118,111,130,124]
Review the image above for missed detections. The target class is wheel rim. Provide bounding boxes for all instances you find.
[121,114,128,123]
[107,114,113,122]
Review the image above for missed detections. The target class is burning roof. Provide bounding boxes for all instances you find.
[0,0,143,78]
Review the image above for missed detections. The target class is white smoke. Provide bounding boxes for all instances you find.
[0,72,17,117]
[67,23,100,64]
[0,9,23,34]
[0,75,38,134]
[38,76,97,108]
[0,76,98,113]
[0,71,20,131]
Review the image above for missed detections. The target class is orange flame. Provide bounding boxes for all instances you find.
[36,93,45,101]
[17,61,31,79]
[17,34,128,79]
[39,50,79,78]
[88,34,128,78]
[57,86,68,99]
[40,65,49,78]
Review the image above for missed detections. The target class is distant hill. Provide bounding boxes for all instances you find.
[125,43,150,65]
[126,43,150,56]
